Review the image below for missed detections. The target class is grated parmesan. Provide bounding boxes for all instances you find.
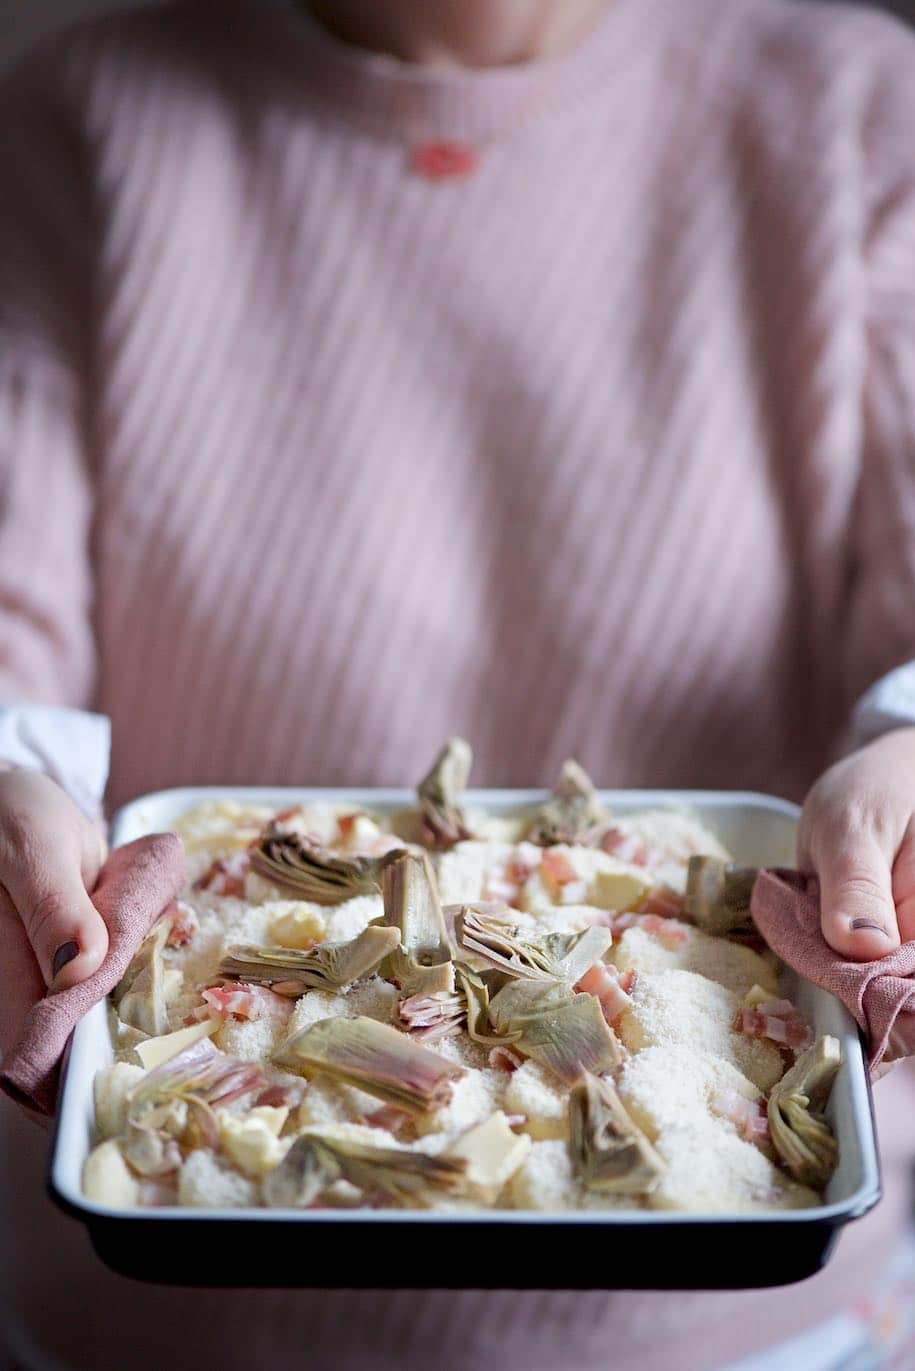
[616,970,786,1091]
[610,923,778,999]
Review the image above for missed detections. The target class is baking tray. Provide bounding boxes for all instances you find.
[48,786,881,1289]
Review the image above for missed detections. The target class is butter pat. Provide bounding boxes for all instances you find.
[338,813,385,851]
[218,1107,291,1177]
[82,1140,140,1208]
[268,903,328,949]
[448,1112,531,1200]
[588,864,652,912]
[135,1018,218,1070]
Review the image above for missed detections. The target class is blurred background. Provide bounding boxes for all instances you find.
[2,0,914,71]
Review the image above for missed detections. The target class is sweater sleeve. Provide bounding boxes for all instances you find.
[842,46,915,707]
[0,44,96,708]
[853,660,915,745]
[0,703,111,820]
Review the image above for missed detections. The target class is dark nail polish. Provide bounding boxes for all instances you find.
[52,940,79,978]
[851,919,888,936]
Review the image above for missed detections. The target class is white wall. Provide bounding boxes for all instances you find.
[2,0,914,71]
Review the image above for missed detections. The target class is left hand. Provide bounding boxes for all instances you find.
[798,726,915,963]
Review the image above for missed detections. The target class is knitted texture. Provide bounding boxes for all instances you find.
[0,0,914,813]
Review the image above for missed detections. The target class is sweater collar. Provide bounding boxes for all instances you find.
[248,0,664,142]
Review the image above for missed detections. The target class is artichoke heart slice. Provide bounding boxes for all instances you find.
[275,1015,464,1114]
[453,905,558,980]
[131,1037,267,1110]
[487,975,582,1030]
[569,1071,665,1194]
[685,856,759,935]
[113,918,170,1037]
[396,988,467,1042]
[250,825,392,904]
[767,1035,842,1188]
[457,965,518,1047]
[218,925,400,996]
[454,907,612,984]
[511,994,623,1086]
[417,736,473,850]
[382,850,454,996]
[548,926,614,985]
[489,981,623,1085]
[263,1132,337,1207]
[263,1129,467,1208]
[526,759,608,847]
[121,1118,183,1178]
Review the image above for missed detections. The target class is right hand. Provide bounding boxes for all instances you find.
[0,769,109,1058]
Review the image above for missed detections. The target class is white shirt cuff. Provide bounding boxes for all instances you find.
[0,703,111,820]
[852,662,915,746]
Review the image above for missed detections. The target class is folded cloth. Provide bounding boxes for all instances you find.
[752,869,915,1075]
[0,833,185,1116]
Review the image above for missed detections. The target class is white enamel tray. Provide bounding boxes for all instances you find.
[49,787,881,1289]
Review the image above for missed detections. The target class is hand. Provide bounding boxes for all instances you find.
[798,727,915,963]
[0,770,109,1063]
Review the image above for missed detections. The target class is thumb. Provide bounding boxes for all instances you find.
[816,835,900,962]
[3,837,110,993]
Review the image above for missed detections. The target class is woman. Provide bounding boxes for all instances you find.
[1,0,915,1366]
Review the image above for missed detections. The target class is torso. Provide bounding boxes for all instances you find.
[81,0,883,807]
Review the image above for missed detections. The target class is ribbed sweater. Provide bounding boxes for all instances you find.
[2,0,915,813]
[2,1,915,1368]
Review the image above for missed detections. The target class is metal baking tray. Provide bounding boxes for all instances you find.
[48,786,881,1289]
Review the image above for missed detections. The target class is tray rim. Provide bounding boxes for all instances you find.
[49,784,882,1231]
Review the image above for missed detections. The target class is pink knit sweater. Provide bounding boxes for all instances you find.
[2,1,915,1367]
[2,0,915,811]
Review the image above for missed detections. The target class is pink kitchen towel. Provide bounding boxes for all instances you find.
[0,833,185,1115]
[752,869,915,1074]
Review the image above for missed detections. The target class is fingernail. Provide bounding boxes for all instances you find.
[52,940,80,978]
[850,919,889,936]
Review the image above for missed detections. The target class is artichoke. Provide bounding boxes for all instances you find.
[416,737,473,849]
[250,825,393,904]
[275,1015,464,1114]
[453,907,611,984]
[685,857,758,935]
[526,759,607,847]
[488,980,623,1085]
[767,1035,842,1189]
[113,920,170,1037]
[382,851,454,995]
[569,1071,665,1194]
[218,924,400,995]
[264,1128,467,1208]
